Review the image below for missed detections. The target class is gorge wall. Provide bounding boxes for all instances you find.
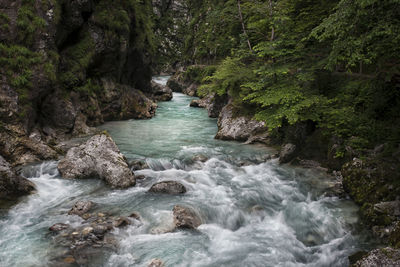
[0,0,158,166]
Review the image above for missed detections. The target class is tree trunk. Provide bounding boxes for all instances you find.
[237,0,252,51]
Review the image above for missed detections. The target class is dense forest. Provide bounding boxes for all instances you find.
[158,0,400,152]
[0,0,400,266]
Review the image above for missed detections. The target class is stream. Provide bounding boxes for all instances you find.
[0,76,374,266]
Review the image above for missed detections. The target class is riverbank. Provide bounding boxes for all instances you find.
[167,68,400,264]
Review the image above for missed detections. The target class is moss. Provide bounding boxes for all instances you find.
[0,44,45,119]
[0,11,10,32]
[59,33,95,89]
[16,0,46,47]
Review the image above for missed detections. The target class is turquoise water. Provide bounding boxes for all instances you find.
[0,77,374,266]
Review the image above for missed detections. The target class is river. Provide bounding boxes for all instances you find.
[0,76,374,266]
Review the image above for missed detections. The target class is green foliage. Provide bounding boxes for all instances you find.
[59,33,95,89]
[183,65,217,84]
[0,44,44,117]
[0,11,10,32]
[185,0,400,151]
[312,0,400,78]
[16,0,46,47]
[199,57,255,98]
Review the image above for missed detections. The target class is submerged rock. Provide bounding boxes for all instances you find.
[148,258,165,267]
[49,223,70,233]
[215,104,269,143]
[129,159,149,171]
[68,200,94,216]
[58,134,135,188]
[279,143,297,164]
[353,247,400,267]
[173,205,202,229]
[149,181,187,194]
[0,155,35,199]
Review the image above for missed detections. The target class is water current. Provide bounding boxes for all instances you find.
[0,76,374,266]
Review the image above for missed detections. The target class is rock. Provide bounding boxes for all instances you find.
[192,154,208,162]
[149,181,187,194]
[189,94,228,118]
[148,258,165,267]
[68,201,94,216]
[58,134,135,188]
[190,99,201,108]
[353,247,400,267]
[72,113,96,137]
[82,227,94,236]
[279,143,297,164]
[129,159,149,171]
[151,81,173,101]
[113,217,131,228]
[129,212,141,221]
[173,205,202,229]
[0,155,35,199]
[215,104,269,143]
[49,223,70,232]
[167,77,184,92]
[101,81,158,121]
[374,201,400,217]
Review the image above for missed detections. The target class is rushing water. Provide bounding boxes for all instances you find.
[0,76,374,267]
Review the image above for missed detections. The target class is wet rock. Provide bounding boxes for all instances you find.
[151,81,173,101]
[82,227,94,236]
[69,201,94,216]
[149,181,187,194]
[58,134,135,188]
[129,159,149,171]
[279,143,297,164]
[0,155,35,200]
[113,217,131,228]
[173,205,202,229]
[192,154,208,162]
[148,258,165,267]
[129,212,141,221]
[190,99,201,108]
[215,104,269,143]
[353,247,400,267]
[49,223,70,232]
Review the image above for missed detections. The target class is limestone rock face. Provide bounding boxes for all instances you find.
[58,134,135,188]
[0,155,35,199]
[215,104,269,144]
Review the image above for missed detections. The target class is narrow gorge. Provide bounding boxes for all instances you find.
[1,1,399,267]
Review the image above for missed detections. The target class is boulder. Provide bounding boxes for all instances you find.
[353,247,400,267]
[58,134,135,188]
[215,104,269,143]
[279,143,297,164]
[173,205,202,229]
[0,155,35,199]
[190,99,201,108]
[149,181,187,194]
[151,81,173,101]
[68,200,94,216]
